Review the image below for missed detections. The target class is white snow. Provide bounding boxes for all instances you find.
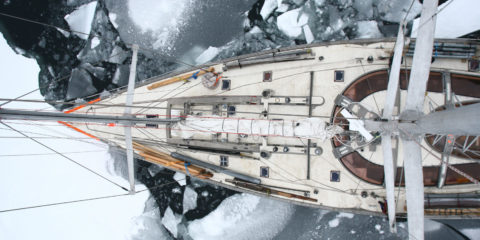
[356,21,383,39]
[249,26,263,35]
[130,197,172,239]
[276,2,289,13]
[411,0,480,38]
[161,207,182,238]
[298,12,309,26]
[328,212,354,228]
[375,224,381,231]
[195,46,219,64]
[64,1,98,40]
[0,33,149,240]
[183,187,198,214]
[337,212,354,219]
[260,0,278,20]
[90,37,100,49]
[187,193,294,240]
[108,13,119,29]
[328,218,340,228]
[173,172,187,186]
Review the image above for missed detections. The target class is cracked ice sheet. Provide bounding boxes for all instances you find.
[277,8,309,38]
[187,193,295,240]
[183,187,198,214]
[64,1,98,40]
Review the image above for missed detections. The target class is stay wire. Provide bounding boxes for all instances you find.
[0,10,213,80]
[0,169,186,213]
[410,0,457,37]
[0,121,129,191]
[0,193,131,213]
[0,150,107,158]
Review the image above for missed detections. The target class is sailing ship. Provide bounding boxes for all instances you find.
[1,1,479,239]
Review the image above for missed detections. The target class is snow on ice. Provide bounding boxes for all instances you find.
[260,0,277,20]
[195,46,219,64]
[356,21,383,39]
[64,1,98,40]
[108,13,119,29]
[183,187,198,214]
[173,172,187,186]
[277,8,309,38]
[328,218,340,228]
[328,212,354,228]
[162,207,182,238]
[187,193,294,240]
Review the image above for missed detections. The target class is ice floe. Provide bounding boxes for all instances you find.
[277,8,305,38]
[260,0,278,20]
[183,186,198,214]
[195,46,219,64]
[356,21,383,39]
[187,193,294,240]
[162,207,182,238]
[173,172,187,186]
[66,68,98,100]
[64,1,98,40]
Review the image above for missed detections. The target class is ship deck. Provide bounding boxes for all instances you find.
[68,38,480,217]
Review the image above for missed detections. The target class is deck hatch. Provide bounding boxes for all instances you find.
[221,79,231,90]
[330,170,340,182]
[263,71,272,82]
[334,70,344,82]
[260,166,269,178]
[220,156,229,167]
[146,114,159,128]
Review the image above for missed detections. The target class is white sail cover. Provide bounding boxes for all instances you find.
[172,116,343,140]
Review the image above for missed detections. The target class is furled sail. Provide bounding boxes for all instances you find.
[172,116,343,140]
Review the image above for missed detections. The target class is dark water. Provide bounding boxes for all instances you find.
[0,0,478,239]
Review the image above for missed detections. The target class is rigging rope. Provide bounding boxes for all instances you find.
[0,122,129,191]
[0,150,107,157]
[0,177,185,213]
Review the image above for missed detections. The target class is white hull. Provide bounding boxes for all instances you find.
[66,38,480,218]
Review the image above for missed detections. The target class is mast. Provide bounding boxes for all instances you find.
[125,44,139,194]
[0,108,180,125]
